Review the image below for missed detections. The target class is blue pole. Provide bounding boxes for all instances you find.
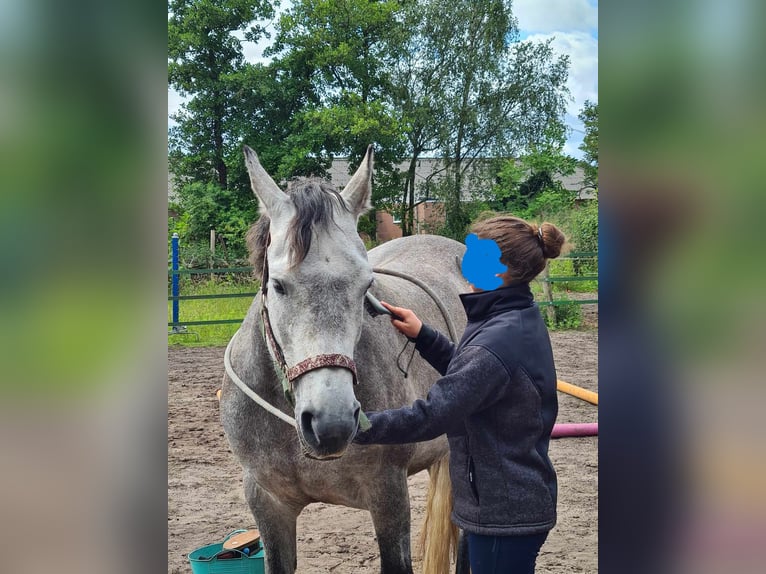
[172,233,180,326]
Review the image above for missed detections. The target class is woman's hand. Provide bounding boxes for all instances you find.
[381,301,422,339]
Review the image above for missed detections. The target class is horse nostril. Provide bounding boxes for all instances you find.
[301,411,319,445]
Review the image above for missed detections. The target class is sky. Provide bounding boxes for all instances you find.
[514,0,598,158]
[169,0,598,159]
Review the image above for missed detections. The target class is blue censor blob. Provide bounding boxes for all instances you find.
[461,234,507,290]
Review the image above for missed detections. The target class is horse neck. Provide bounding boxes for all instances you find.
[240,299,286,401]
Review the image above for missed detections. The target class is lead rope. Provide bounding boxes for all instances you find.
[372,267,459,380]
[372,267,459,342]
[396,339,418,378]
[224,329,297,428]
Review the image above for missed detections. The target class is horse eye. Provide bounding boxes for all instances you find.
[272,280,286,295]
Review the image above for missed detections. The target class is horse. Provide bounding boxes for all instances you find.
[220,145,469,573]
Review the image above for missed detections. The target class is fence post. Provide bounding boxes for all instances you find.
[171,233,180,327]
[541,261,556,324]
[210,229,216,255]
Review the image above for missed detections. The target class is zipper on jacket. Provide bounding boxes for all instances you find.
[468,456,479,503]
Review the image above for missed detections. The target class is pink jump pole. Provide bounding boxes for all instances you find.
[551,422,598,439]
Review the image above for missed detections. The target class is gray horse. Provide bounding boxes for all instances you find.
[220,145,468,573]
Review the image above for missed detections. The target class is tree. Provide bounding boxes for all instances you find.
[168,0,275,188]
[415,0,570,239]
[168,0,275,255]
[578,100,598,190]
[265,0,409,224]
[386,1,452,236]
[491,123,578,220]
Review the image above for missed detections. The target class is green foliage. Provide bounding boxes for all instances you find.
[569,199,599,252]
[543,299,583,330]
[547,257,598,292]
[266,0,409,204]
[175,182,257,260]
[168,203,190,239]
[168,0,276,190]
[357,211,378,241]
[568,199,599,275]
[490,123,577,220]
[175,240,249,268]
[578,101,598,189]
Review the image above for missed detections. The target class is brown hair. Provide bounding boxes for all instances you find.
[471,215,566,284]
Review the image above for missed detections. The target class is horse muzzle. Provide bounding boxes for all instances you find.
[296,401,361,460]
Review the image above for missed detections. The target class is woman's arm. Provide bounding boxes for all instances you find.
[413,323,456,376]
[354,345,508,445]
[382,302,456,375]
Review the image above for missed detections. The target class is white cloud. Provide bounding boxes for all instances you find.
[526,31,597,116]
[514,0,597,34]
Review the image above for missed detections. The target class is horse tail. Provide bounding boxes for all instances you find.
[420,454,458,574]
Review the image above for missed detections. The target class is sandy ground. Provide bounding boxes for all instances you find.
[168,329,597,573]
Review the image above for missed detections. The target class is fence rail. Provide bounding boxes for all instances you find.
[168,238,597,329]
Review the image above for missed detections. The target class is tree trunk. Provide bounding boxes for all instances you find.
[401,178,411,236]
[405,153,419,236]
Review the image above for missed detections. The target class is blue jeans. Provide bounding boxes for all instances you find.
[467,531,548,574]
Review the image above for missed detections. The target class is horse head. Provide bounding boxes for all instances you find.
[243,145,374,460]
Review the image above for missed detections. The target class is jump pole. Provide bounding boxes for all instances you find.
[551,422,598,439]
[557,379,598,405]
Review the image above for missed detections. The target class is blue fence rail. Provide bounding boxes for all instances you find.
[168,238,597,329]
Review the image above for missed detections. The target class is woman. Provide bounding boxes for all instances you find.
[354,215,566,574]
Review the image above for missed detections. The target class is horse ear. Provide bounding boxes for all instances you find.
[243,145,290,217]
[341,145,374,218]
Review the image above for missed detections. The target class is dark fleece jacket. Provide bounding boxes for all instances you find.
[354,283,558,535]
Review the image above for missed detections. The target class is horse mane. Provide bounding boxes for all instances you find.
[247,179,350,275]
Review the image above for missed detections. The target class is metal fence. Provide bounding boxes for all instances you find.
[168,233,597,330]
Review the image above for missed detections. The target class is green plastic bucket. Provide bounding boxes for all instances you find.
[188,530,265,574]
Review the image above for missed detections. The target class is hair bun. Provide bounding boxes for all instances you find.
[539,222,566,259]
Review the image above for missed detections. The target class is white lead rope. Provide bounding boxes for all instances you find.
[224,328,297,428]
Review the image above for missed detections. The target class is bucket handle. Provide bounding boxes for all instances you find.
[223,529,249,541]
[214,547,251,560]
[216,529,260,560]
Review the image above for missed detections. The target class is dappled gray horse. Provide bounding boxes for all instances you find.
[220,146,468,573]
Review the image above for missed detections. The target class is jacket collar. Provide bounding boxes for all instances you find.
[459,282,535,322]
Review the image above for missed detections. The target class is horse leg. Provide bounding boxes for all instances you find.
[244,472,301,574]
[368,468,414,574]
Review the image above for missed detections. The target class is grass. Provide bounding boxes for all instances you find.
[168,274,259,346]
